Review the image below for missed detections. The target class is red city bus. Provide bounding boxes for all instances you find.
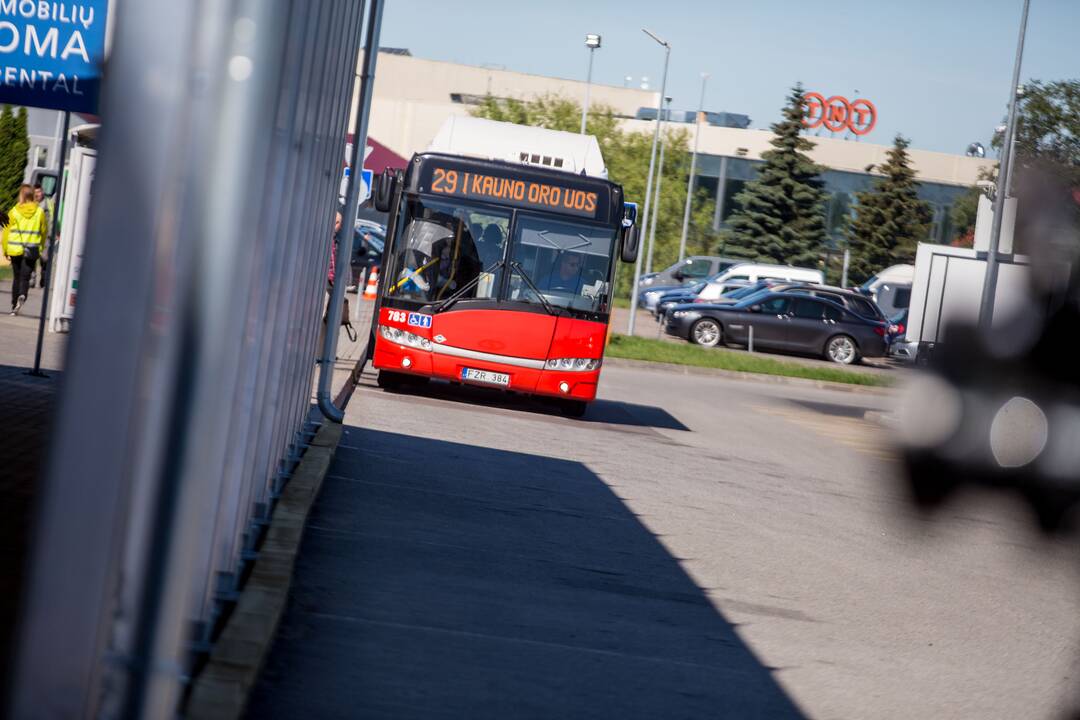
[367,152,639,416]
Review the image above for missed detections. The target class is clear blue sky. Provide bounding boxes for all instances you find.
[381,0,1079,156]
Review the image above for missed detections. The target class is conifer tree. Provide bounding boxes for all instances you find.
[0,106,30,213]
[726,84,827,266]
[845,134,932,284]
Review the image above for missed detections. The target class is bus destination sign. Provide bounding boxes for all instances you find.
[426,165,600,219]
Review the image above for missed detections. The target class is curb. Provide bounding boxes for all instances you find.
[184,420,343,719]
[603,356,897,395]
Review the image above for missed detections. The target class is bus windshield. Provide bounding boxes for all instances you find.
[506,214,615,314]
[386,196,616,314]
[385,197,510,304]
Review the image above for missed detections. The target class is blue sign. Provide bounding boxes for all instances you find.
[0,0,108,113]
[407,312,432,329]
[359,168,373,204]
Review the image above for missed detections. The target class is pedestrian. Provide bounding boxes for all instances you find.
[2,184,47,316]
[325,209,357,342]
[33,183,52,288]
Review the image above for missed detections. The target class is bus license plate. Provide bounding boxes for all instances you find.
[461,368,510,386]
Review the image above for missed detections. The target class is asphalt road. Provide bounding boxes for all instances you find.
[250,363,1080,719]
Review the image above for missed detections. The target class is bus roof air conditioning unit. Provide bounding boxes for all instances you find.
[428,116,607,178]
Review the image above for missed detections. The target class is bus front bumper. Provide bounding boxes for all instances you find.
[373,337,600,401]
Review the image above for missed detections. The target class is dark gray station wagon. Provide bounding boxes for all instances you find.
[664,292,890,364]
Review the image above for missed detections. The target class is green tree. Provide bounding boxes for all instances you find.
[0,106,30,213]
[999,79,1080,185]
[845,135,933,284]
[725,84,828,266]
[471,94,718,295]
[984,80,1080,253]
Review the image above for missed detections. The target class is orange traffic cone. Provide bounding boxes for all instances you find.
[363,267,379,300]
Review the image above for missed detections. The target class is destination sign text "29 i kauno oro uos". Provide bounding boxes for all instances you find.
[428,166,599,219]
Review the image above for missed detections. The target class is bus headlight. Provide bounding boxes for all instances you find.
[380,325,432,350]
[545,357,600,372]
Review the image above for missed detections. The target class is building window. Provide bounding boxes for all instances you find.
[929,204,948,243]
[33,145,48,168]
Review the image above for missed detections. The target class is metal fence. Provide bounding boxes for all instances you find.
[10,0,367,717]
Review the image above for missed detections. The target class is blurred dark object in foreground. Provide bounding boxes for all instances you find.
[899,162,1080,535]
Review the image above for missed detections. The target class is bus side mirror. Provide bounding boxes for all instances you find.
[373,171,396,212]
[620,224,639,264]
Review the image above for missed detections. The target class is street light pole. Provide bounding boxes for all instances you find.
[678,73,708,262]
[580,34,601,135]
[645,96,671,275]
[978,0,1029,333]
[627,28,670,336]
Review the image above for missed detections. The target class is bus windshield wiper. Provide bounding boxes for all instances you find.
[510,261,560,317]
[432,260,503,314]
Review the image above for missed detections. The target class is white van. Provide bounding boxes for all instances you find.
[696,263,824,301]
[858,264,913,318]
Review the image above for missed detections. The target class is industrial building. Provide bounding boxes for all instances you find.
[365,50,997,245]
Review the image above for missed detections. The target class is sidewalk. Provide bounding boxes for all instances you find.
[315,290,375,406]
[0,280,66,694]
[0,282,372,700]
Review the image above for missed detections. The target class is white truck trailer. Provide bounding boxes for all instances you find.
[898,190,1045,363]
[902,243,1032,363]
[41,124,98,333]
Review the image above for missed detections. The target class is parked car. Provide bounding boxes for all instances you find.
[350,220,385,290]
[639,282,690,313]
[657,279,779,320]
[887,309,917,361]
[664,291,889,364]
[637,255,742,294]
[780,284,888,322]
[649,278,760,318]
[651,280,709,319]
[689,279,790,306]
[695,263,824,302]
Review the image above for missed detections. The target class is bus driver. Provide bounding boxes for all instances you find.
[540,252,585,294]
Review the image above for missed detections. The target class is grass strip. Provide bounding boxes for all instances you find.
[606,334,892,387]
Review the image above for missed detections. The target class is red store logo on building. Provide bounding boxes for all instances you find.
[803,93,877,136]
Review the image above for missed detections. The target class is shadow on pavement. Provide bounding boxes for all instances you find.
[0,364,60,706]
[367,371,690,432]
[581,398,690,431]
[788,399,876,418]
[247,428,804,719]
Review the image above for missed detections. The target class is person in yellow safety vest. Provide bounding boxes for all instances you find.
[2,184,47,316]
